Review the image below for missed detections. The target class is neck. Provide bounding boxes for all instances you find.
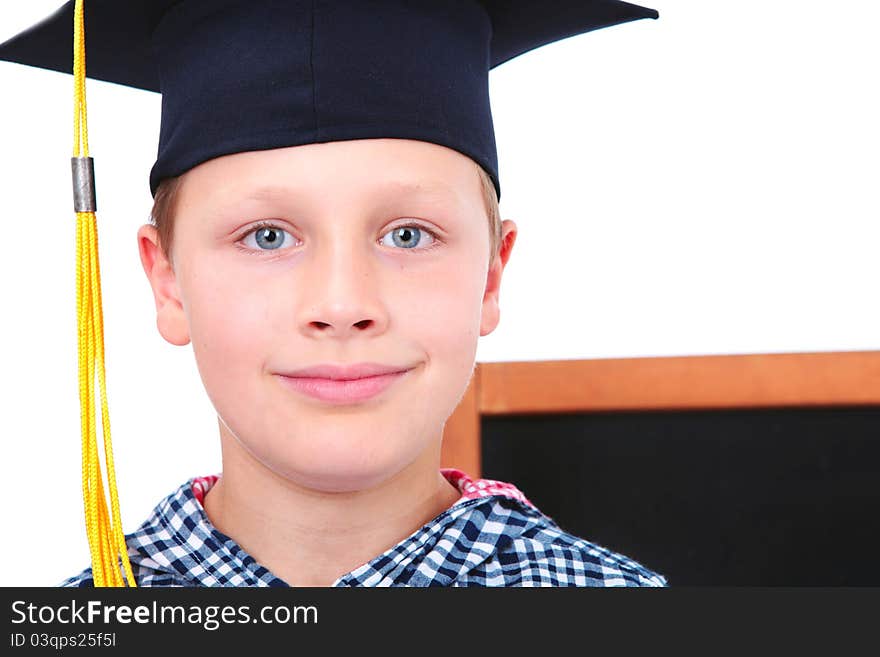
[202,418,463,587]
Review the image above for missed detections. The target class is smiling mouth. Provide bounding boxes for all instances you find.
[276,370,410,404]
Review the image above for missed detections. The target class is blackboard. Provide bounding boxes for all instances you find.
[481,406,880,585]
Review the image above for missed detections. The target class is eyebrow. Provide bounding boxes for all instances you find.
[243,180,459,202]
[379,181,458,195]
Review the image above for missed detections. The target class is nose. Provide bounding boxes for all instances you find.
[297,239,389,338]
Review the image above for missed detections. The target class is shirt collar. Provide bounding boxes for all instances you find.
[126,469,538,587]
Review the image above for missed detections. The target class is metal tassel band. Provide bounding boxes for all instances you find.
[71,156,97,213]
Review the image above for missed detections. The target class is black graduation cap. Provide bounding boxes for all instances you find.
[0,0,659,201]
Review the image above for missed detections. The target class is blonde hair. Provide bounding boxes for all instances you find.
[151,161,502,266]
[475,161,503,267]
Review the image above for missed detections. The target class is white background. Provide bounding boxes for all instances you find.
[0,1,877,585]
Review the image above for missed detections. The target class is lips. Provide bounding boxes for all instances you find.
[276,369,411,404]
[275,362,416,404]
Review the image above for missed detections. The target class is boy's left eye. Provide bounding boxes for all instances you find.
[378,224,438,250]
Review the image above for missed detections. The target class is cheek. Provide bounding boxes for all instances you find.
[180,254,277,388]
[400,255,485,370]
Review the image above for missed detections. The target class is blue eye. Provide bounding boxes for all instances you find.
[239,221,439,253]
[381,225,437,250]
[241,224,294,251]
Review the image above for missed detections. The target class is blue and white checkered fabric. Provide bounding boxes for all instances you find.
[59,477,667,587]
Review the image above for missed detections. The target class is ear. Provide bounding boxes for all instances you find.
[480,219,517,337]
[137,224,190,346]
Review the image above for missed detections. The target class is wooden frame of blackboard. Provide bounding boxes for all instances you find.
[440,350,880,478]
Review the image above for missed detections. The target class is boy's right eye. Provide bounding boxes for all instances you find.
[239,222,298,252]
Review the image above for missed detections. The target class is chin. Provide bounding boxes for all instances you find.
[227,403,438,493]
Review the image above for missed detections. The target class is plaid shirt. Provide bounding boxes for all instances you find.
[59,469,666,587]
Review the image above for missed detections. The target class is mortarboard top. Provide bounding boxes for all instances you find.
[0,0,659,201]
[0,0,658,586]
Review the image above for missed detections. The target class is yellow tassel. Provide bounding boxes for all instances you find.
[73,0,136,588]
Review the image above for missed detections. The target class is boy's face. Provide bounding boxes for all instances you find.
[138,138,516,492]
